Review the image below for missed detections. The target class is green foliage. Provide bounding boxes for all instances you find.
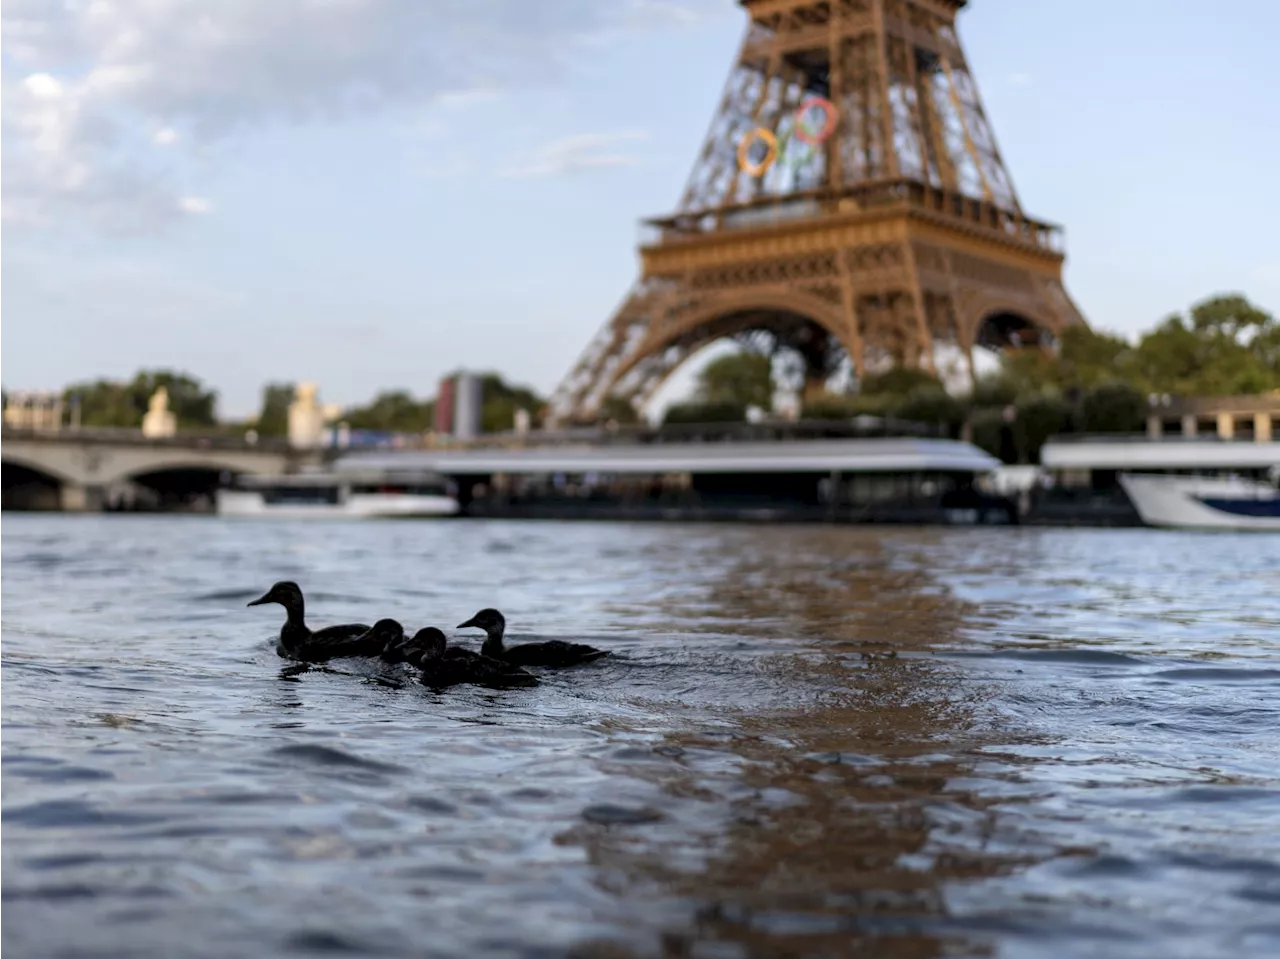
[1079,381,1146,433]
[1014,393,1072,463]
[254,383,294,437]
[800,393,889,420]
[995,294,1279,400]
[858,367,943,397]
[893,387,966,429]
[968,408,1016,464]
[662,401,746,425]
[970,375,1020,409]
[696,351,774,410]
[345,391,434,432]
[1126,296,1277,396]
[478,373,542,433]
[63,369,217,428]
[1057,326,1133,389]
[599,395,641,426]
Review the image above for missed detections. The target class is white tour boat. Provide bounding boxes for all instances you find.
[1118,472,1280,531]
[216,469,459,519]
[1041,435,1279,531]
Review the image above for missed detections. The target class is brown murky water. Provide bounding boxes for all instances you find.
[3,517,1278,958]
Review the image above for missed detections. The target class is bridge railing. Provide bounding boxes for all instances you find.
[0,425,296,453]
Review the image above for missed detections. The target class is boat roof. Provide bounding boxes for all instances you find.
[1042,437,1280,471]
[333,437,999,476]
[236,469,447,487]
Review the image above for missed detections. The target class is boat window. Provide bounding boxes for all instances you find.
[349,483,451,496]
[261,486,342,505]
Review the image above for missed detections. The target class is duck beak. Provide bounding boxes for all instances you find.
[457,616,479,629]
[247,591,274,607]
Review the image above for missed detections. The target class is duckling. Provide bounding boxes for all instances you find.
[409,627,539,689]
[376,619,412,664]
[247,581,378,662]
[456,609,608,668]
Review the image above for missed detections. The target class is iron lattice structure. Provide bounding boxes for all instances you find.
[548,0,1087,425]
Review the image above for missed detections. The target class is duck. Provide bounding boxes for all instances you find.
[376,619,413,664]
[456,608,608,668]
[247,581,379,663]
[404,626,539,689]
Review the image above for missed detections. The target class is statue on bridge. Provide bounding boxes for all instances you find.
[141,387,177,439]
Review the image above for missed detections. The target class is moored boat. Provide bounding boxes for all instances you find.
[216,469,458,519]
[1117,472,1280,531]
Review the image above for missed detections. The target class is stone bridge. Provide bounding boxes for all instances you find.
[1,428,321,511]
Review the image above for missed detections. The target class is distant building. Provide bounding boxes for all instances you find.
[434,377,455,435]
[4,391,63,432]
[1146,392,1278,442]
[434,372,483,439]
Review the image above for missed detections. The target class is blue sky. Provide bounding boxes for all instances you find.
[3,0,1277,419]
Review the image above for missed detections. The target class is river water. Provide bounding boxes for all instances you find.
[2,515,1278,958]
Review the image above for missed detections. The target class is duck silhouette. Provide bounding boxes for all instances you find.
[456,608,608,668]
[248,581,379,662]
[404,626,539,689]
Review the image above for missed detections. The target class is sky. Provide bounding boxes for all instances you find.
[2,0,1278,420]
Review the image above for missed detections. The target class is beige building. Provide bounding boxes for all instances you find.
[1146,392,1279,442]
[4,391,64,432]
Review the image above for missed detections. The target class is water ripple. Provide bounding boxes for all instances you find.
[2,517,1278,958]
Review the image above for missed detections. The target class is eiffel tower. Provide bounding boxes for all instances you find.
[548,0,1087,425]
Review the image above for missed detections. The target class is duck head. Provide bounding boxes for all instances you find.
[457,608,505,640]
[367,619,406,660]
[248,581,303,611]
[407,627,448,663]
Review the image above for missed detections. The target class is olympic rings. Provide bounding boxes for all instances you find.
[737,127,778,177]
[793,95,838,145]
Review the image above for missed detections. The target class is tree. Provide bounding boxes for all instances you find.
[599,395,641,426]
[478,373,543,433]
[63,369,217,428]
[662,401,746,425]
[62,379,135,428]
[1080,381,1146,433]
[697,351,774,411]
[1128,294,1278,397]
[345,391,433,432]
[1055,326,1134,390]
[1014,394,1072,463]
[131,370,217,426]
[859,367,943,397]
[893,387,967,432]
[970,374,1019,408]
[255,383,294,437]
[801,393,889,420]
[969,408,1017,465]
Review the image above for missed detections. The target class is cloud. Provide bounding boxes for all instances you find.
[500,131,649,179]
[0,0,716,233]
[178,196,211,215]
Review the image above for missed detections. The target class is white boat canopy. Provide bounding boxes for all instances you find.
[1042,438,1280,472]
[333,438,1000,477]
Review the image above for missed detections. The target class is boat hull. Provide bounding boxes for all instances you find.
[1118,474,1280,531]
[216,491,459,519]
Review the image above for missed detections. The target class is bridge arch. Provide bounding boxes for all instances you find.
[106,457,266,488]
[1,456,68,511]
